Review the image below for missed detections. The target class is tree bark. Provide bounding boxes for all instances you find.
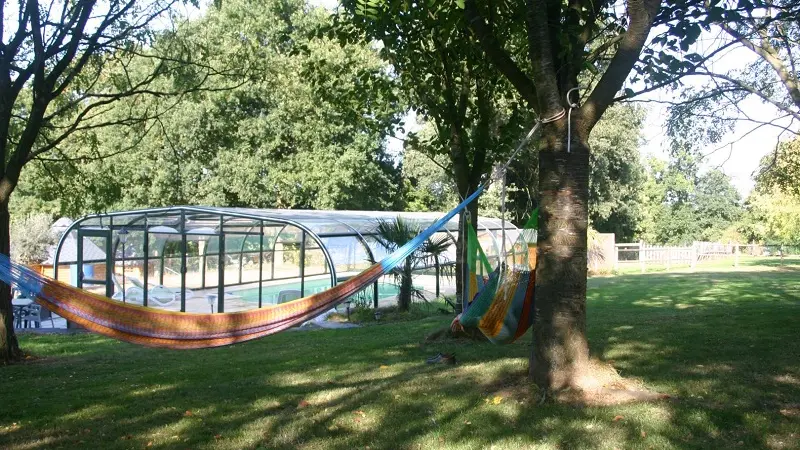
[398,260,413,311]
[530,119,591,391]
[0,198,22,363]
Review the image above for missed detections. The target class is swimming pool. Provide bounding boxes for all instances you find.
[232,278,403,304]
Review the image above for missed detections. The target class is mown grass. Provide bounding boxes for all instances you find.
[1,258,799,449]
[344,299,453,324]
[612,254,792,275]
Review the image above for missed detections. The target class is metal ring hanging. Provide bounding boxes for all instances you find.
[566,87,581,153]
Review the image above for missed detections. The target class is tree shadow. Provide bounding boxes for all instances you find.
[1,265,798,449]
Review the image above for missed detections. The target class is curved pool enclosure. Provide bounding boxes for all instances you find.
[53,207,519,313]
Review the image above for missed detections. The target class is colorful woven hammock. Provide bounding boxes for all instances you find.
[457,210,538,344]
[0,189,485,349]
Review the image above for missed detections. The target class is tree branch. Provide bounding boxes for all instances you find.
[463,0,538,108]
[719,19,800,107]
[695,70,800,122]
[2,0,33,65]
[621,87,743,107]
[29,72,242,160]
[525,0,563,114]
[611,36,777,104]
[774,23,797,80]
[581,0,660,131]
[586,34,624,65]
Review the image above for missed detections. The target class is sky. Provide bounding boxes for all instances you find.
[633,30,798,198]
[639,96,796,197]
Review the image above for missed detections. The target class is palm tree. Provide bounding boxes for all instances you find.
[372,217,451,311]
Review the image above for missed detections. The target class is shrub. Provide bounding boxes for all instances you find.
[11,214,56,264]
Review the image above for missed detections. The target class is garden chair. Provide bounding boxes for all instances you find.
[19,304,55,328]
[111,275,145,302]
[277,289,301,304]
[129,277,193,306]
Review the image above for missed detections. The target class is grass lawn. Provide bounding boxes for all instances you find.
[1,258,799,449]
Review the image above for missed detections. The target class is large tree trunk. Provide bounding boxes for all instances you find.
[530,121,590,391]
[0,198,22,363]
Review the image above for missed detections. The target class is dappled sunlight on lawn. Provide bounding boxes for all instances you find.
[0,259,798,449]
[586,262,800,449]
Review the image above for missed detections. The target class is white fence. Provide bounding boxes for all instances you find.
[613,242,771,272]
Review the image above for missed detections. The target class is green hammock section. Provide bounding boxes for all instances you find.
[465,217,493,306]
[459,209,538,344]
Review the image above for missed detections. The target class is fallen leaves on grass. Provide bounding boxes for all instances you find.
[612,415,624,422]
[484,395,504,405]
[353,410,367,423]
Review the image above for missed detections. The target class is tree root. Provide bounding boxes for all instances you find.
[550,359,671,406]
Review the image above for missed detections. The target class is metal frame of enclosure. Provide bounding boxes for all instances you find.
[53,207,519,313]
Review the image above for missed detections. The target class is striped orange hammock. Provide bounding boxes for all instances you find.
[0,190,484,349]
[2,124,546,350]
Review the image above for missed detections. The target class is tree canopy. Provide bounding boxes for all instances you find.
[405,104,648,242]
[337,0,530,203]
[740,136,800,245]
[742,188,800,245]
[757,137,800,198]
[660,0,800,150]
[639,152,742,245]
[13,0,406,217]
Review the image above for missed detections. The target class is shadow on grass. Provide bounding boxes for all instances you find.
[587,267,800,449]
[0,262,798,449]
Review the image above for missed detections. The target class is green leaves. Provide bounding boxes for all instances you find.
[756,138,800,199]
[639,156,743,245]
[679,23,701,51]
[9,214,57,265]
[587,104,648,242]
[15,0,406,216]
[745,186,800,245]
[353,0,385,19]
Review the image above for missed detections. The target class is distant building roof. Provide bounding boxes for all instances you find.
[44,232,106,265]
[51,217,73,234]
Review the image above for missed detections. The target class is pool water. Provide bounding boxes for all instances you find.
[233,278,403,304]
